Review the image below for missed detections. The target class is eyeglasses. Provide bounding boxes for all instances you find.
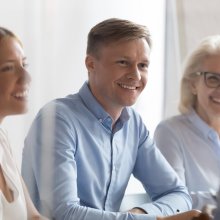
[195,71,220,88]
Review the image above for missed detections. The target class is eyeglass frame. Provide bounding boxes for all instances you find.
[193,71,220,88]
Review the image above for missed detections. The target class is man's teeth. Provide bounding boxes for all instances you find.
[14,90,28,98]
[120,84,136,90]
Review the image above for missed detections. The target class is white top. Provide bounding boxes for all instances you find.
[0,127,27,220]
[154,110,220,210]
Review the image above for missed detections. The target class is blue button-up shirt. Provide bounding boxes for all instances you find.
[22,82,191,220]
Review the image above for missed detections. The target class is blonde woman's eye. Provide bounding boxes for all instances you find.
[0,65,14,72]
[23,63,29,69]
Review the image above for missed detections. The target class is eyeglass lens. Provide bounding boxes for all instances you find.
[204,72,220,88]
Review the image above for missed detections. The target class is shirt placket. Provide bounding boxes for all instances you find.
[104,131,120,211]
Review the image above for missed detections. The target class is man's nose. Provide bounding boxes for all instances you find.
[127,66,141,80]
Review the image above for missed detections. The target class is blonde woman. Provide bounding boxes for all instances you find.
[0,27,48,219]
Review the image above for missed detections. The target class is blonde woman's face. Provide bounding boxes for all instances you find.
[192,55,220,124]
[0,37,30,122]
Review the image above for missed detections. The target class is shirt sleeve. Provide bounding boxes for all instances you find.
[154,121,216,210]
[22,106,157,220]
[132,131,192,216]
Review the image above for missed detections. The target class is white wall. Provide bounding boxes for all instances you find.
[177,0,220,62]
[0,0,165,194]
[164,0,220,118]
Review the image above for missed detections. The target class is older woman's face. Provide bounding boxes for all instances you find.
[0,37,31,122]
[193,55,220,124]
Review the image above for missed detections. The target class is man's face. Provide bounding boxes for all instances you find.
[86,38,150,116]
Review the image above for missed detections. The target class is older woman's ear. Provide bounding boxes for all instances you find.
[189,79,198,95]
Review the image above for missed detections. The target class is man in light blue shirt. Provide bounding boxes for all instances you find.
[22,18,199,220]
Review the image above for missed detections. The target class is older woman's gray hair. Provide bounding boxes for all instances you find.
[179,35,220,114]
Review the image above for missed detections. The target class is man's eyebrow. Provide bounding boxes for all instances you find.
[119,56,150,62]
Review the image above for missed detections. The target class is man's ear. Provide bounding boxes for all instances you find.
[85,55,96,73]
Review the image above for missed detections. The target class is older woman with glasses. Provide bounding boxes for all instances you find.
[154,35,220,211]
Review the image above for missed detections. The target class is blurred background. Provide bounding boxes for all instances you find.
[0,0,220,194]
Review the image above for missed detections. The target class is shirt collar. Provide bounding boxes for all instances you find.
[78,82,130,130]
[187,109,218,141]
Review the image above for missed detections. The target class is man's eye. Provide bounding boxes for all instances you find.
[117,60,128,65]
[139,63,148,69]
